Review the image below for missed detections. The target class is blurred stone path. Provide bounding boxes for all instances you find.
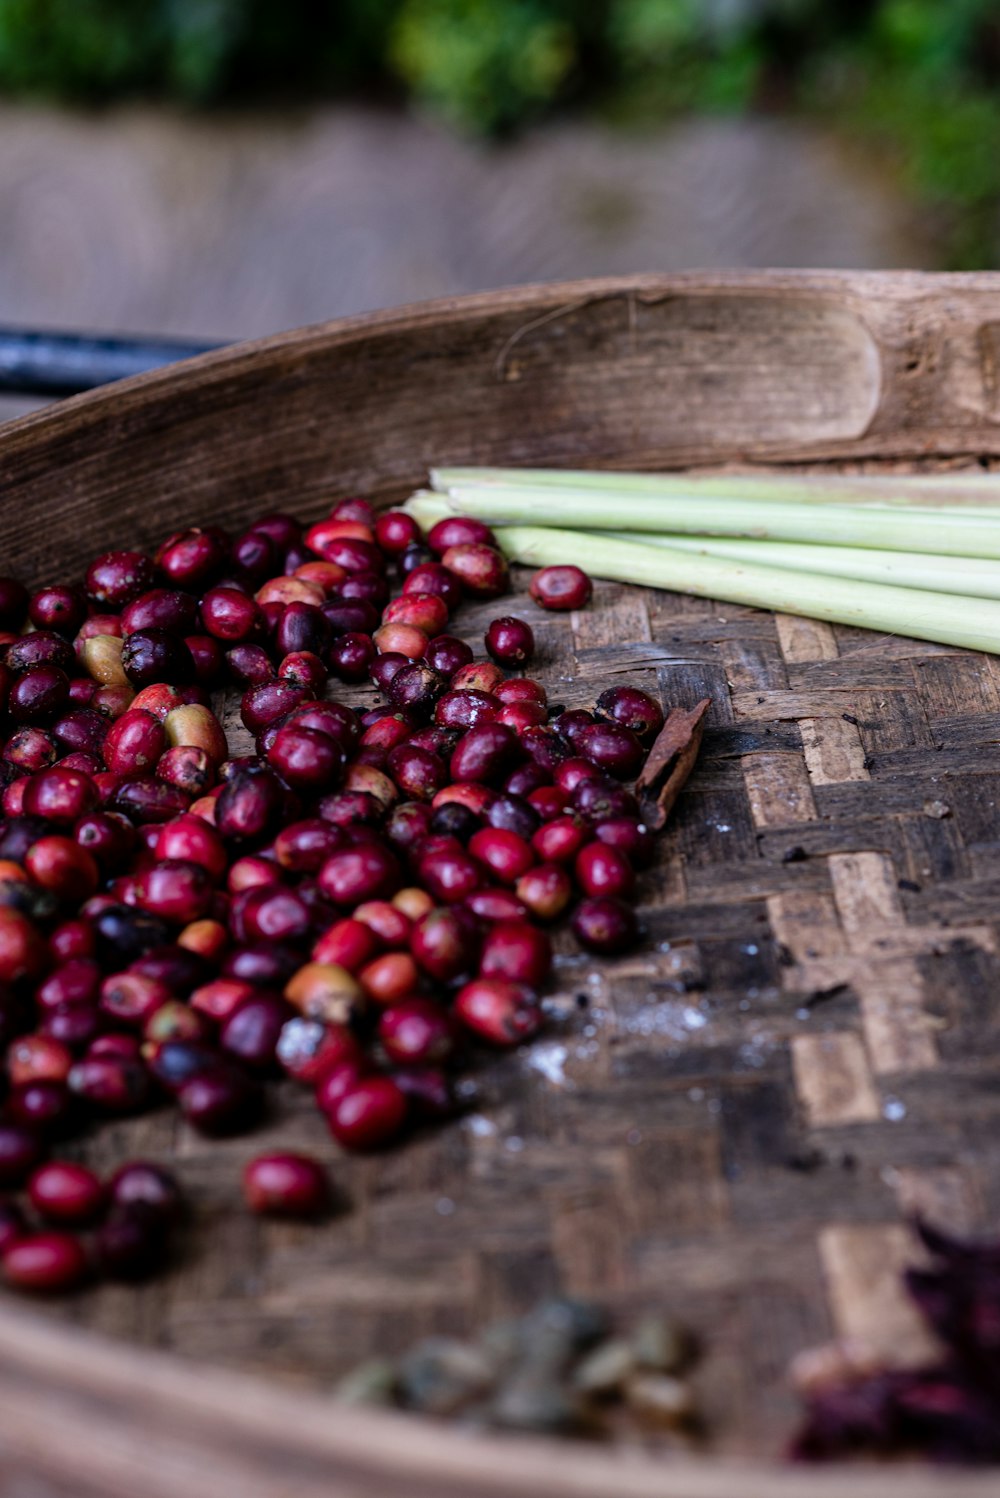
[0,103,926,420]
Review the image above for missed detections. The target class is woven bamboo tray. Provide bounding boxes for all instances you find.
[1,271,999,1498]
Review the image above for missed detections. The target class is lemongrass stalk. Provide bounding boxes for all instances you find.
[404,490,451,527]
[404,491,1000,596]
[493,526,1000,656]
[432,465,1000,510]
[607,533,1000,601]
[405,493,1000,600]
[427,485,1000,559]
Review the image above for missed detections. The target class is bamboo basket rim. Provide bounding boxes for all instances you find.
[0,1297,994,1498]
[4,266,1000,457]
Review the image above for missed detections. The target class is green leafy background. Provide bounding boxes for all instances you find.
[1,0,998,266]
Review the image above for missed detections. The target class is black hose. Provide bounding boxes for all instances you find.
[0,328,222,397]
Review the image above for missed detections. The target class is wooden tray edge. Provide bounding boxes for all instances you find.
[0,1300,991,1498]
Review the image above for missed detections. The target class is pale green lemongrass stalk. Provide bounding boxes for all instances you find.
[403,492,1000,597]
[404,490,450,528]
[432,465,1000,510]
[404,491,1000,597]
[493,526,1000,655]
[607,532,1000,601]
[422,484,1000,559]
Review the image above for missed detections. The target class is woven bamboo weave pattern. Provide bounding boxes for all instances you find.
[1,273,998,1494]
[20,570,993,1457]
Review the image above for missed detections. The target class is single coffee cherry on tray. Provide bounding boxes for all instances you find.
[529,564,592,611]
[243,1152,330,1218]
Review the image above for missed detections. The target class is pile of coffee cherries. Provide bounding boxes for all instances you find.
[0,498,665,1293]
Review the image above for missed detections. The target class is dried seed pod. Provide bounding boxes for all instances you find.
[396,1338,495,1416]
[572,1339,636,1397]
[630,1313,697,1374]
[623,1373,697,1428]
[490,1379,593,1435]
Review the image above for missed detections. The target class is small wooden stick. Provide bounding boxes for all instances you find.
[635,698,711,830]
